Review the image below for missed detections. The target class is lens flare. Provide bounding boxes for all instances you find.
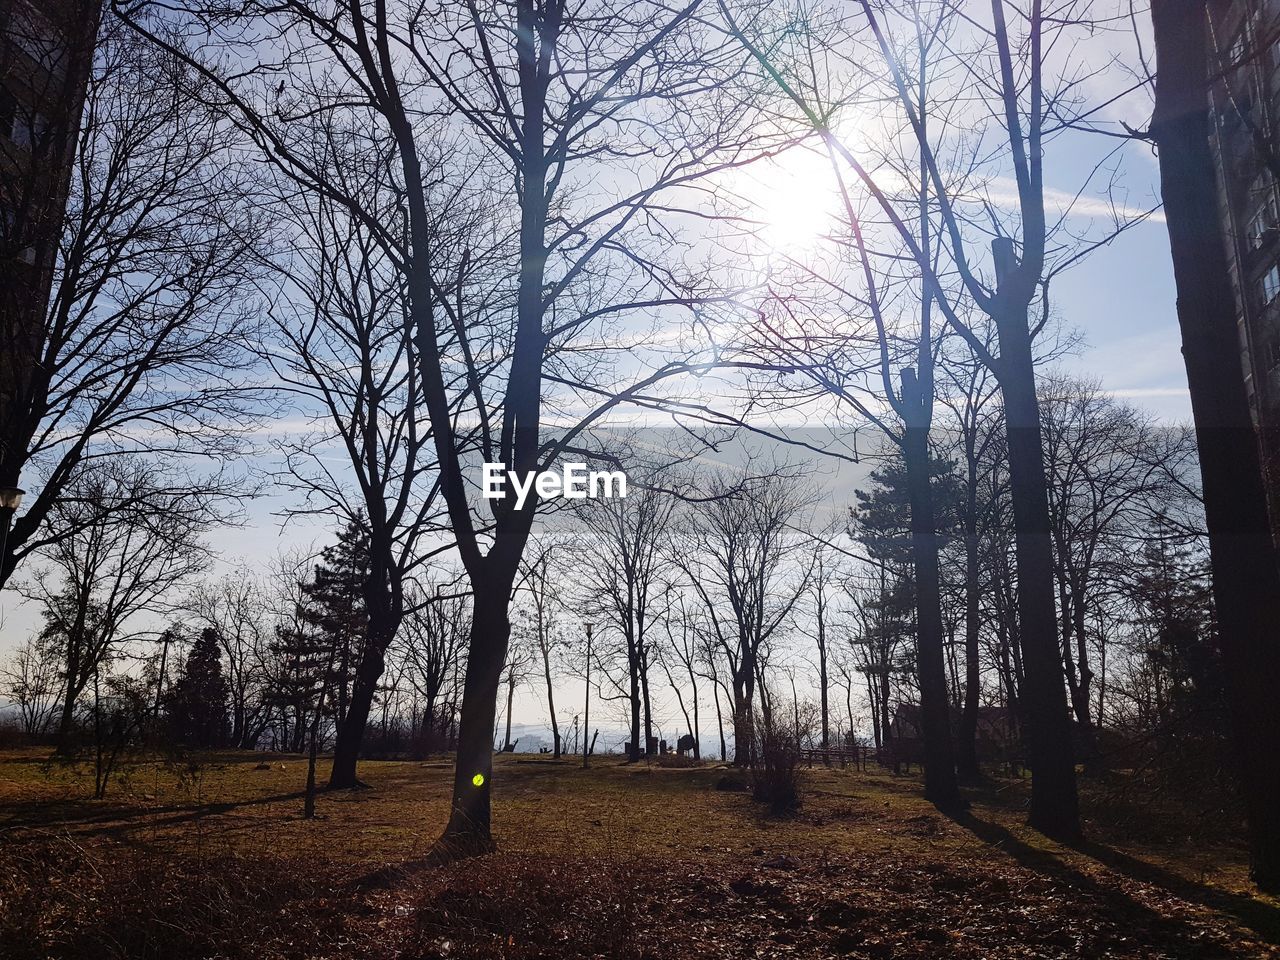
[471,772,485,787]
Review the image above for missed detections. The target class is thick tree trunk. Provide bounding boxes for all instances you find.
[627,649,642,762]
[1150,0,1280,890]
[901,413,961,808]
[56,680,78,754]
[992,272,1081,840]
[439,579,512,855]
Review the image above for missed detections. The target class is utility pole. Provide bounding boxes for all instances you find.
[582,622,593,769]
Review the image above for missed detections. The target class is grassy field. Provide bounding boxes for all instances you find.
[0,748,1277,958]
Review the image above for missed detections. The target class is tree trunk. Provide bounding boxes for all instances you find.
[681,660,701,761]
[541,645,560,758]
[957,483,982,779]
[901,411,961,808]
[712,679,727,761]
[502,664,517,751]
[1150,0,1280,890]
[439,578,513,855]
[1067,589,1099,771]
[628,646,641,762]
[328,585,398,787]
[817,599,830,754]
[878,658,892,752]
[992,263,1081,840]
[56,677,79,754]
[867,671,881,749]
[731,672,754,766]
[327,641,383,788]
[640,641,655,757]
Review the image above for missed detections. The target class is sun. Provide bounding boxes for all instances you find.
[736,144,844,254]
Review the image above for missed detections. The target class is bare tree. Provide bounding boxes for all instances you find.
[0,14,259,588]
[1039,376,1192,766]
[119,0,782,855]
[21,458,218,752]
[398,587,470,754]
[794,545,842,756]
[677,465,815,765]
[725,0,1157,836]
[496,639,532,754]
[1,636,63,739]
[936,337,1003,778]
[657,585,703,760]
[732,0,967,806]
[265,155,449,788]
[580,486,676,761]
[517,542,565,758]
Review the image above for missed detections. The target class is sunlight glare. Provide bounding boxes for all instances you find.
[742,146,842,254]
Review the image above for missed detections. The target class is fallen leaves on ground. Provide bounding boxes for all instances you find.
[3,834,1274,959]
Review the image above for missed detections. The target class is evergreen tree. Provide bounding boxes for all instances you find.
[268,518,372,751]
[299,517,371,733]
[852,452,964,567]
[1128,516,1223,755]
[166,628,230,748]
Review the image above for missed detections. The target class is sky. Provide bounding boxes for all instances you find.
[0,8,1194,751]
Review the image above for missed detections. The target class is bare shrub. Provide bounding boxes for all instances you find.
[750,710,807,815]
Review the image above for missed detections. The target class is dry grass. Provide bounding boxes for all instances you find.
[0,748,1276,958]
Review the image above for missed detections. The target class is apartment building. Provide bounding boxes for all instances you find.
[0,0,100,484]
[1208,0,1280,536]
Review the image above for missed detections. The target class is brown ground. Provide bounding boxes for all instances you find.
[0,748,1276,958]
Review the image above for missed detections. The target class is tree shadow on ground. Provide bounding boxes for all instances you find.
[948,809,1280,945]
[1076,838,1280,944]
[0,790,309,837]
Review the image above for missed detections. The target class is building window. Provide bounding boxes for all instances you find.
[1262,263,1280,302]
[1249,174,1279,247]
[8,109,42,150]
[1251,202,1277,247]
[1231,31,1247,66]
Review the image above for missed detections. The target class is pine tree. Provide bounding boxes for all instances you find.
[166,628,230,748]
[269,518,372,753]
[1128,516,1223,756]
[852,452,964,568]
[298,517,371,734]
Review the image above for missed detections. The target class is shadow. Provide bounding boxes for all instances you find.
[1077,839,1280,945]
[0,790,309,837]
[948,809,1280,946]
